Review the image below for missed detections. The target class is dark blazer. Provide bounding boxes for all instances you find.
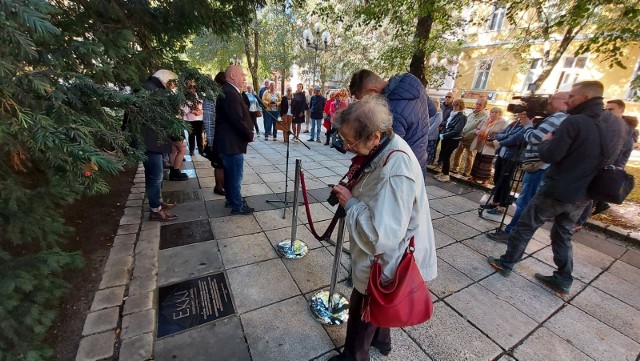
[292,91,308,122]
[440,112,467,140]
[280,95,292,116]
[215,82,254,155]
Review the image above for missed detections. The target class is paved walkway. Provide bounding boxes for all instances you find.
[76,133,640,361]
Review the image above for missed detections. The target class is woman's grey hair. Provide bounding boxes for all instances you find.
[333,95,393,139]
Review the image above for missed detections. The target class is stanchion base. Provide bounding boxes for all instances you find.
[309,290,349,326]
[276,239,308,259]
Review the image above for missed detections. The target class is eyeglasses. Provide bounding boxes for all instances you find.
[445,96,452,98]
[339,133,366,150]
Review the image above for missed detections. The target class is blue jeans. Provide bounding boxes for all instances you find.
[220,153,245,211]
[264,111,279,138]
[500,195,589,288]
[143,152,163,211]
[505,169,545,233]
[310,118,322,140]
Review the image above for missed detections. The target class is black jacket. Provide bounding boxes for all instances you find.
[292,91,308,122]
[440,112,467,140]
[538,97,625,203]
[141,76,173,154]
[280,95,292,116]
[215,83,254,155]
[310,94,326,119]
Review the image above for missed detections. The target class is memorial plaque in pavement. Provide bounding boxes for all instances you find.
[157,273,235,338]
[160,219,213,250]
[162,190,202,204]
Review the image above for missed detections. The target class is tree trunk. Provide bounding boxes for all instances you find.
[409,4,434,86]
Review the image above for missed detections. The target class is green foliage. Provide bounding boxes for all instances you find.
[0,0,255,359]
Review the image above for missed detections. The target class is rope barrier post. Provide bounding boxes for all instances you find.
[309,216,349,325]
[276,159,308,259]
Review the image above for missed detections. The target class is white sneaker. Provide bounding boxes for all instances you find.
[436,174,450,182]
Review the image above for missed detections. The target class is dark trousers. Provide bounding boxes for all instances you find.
[188,120,204,154]
[249,111,259,133]
[342,289,391,361]
[500,195,589,288]
[492,157,518,207]
[439,138,460,175]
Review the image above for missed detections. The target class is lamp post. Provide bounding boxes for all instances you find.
[302,22,330,87]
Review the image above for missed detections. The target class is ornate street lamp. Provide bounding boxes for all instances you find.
[302,22,331,87]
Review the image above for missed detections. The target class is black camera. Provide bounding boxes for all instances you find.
[327,191,339,206]
[506,95,549,118]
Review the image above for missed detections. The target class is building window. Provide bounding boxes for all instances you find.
[625,58,640,100]
[556,55,589,90]
[522,58,543,92]
[487,6,506,31]
[472,60,493,90]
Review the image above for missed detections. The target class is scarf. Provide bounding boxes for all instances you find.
[477,117,499,145]
[343,142,384,190]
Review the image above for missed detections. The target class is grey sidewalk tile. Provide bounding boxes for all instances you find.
[121,309,155,339]
[524,238,548,255]
[496,355,517,361]
[607,260,640,287]
[370,329,431,361]
[138,228,160,242]
[572,286,640,343]
[451,211,498,232]
[447,284,538,348]
[432,216,481,241]
[82,307,119,336]
[242,183,274,197]
[119,215,141,226]
[195,167,215,178]
[219,232,278,269]
[264,225,324,250]
[282,247,348,294]
[198,176,215,189]
[227,258,299,313]
[298,202,336,224]
[157,240,222,286]
[204,199,234,218]
[119,332,153,361]
[210,214,262,239]
[462,234,508,258]
[125,199,143,208]
[591,271,640,310]
[620,248,640,268]
[75,331,115,361]
[306,167,338,178]
[259,171,287,183]
[99,267,130,289]
[162,178,200,191]
[428,258,474,298]
[241,296,335,361]
[405,302,502,361]
[513,327,593,361]
[434,228,457,249]
[573,230,627,259]
[480,272,564,322]
[430,209,446,220]
[545,305,639,361]
[514,257,587,300]
[155,316,250,361]
[150,202,208,224]
[109,244,134,259]
[254,208,304,232]
[104,254,132,270]
[437,243,494,281]
[129,275,157,295]
[112,234,136,247]
[533,246,608,284]
[90,286,125,311]
[123,291,154,315]
[426,185,456,199]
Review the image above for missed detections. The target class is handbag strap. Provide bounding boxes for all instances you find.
[373,236,415,262]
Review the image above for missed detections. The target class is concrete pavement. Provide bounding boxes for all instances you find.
[77,133,640,361]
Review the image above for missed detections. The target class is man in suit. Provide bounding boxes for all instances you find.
[216,65,255,215]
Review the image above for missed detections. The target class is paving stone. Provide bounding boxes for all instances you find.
[462,234,509,258]
[480,272,564,322]
[573,230,626,259]
[496,355,517,361]
[140,220,160,232]
[128,192,145,201]
[620,248,640,268]
[242,183,274,196]
[259,171,287,183]
[82,307,119,336]
[254,208,304,232]
[198,176,215,188]
[432,216,481,241]
[118,332,153,361]
[524,238,548,255]
[162,178,200,191]
[123,207,141,217]
[429,209,446,220]
[545,305,639,361]
[104,254,133,270]
[125,198,144,207]
[129,275,156,295]
[428,258,474,298]
[426,185,456,199]
[227,258,299,313]
[108,244,134,259]
[264,224,324,250]
[437,243,494,281]
[75,332,115,361]
[155,316,250,361]
[451,210,498,232]
[513,257,587,300]
[533,245,609,283]
[90,286,125,311]
[210,214,262,239]
[282,247,348,294]
[370,328,431,361]
[592,271,640,310]
[405,301,502,361]
[159,219,213,250]
[447,284,538,348]
[242,296,335,361]
[149,201,208,224]
[607,260,640,287]
[157,240,222,286]
[433,228,457,249]
[513,327,592,361]
[135,238,159,255]
[138,228,160,242]
[123,291,154,315]
[132,256,158,279]
[121,309,155,339]
[298,202,336,224]
[119,215,141,226]
[429,196,477,216]
[112,234,137,247]
[99,267,130,289]
[572,286,640,343]
[218,232,278,269]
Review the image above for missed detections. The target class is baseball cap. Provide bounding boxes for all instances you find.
[314,86,321,91]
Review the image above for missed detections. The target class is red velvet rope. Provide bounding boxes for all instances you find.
[299,171,341,241]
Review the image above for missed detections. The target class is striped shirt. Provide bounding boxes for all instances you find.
[203,99,215,144]
[523,111,567,169]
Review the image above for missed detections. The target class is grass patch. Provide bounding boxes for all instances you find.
[626,164,640,203]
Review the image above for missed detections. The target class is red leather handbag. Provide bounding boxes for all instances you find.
[361,237,433,328]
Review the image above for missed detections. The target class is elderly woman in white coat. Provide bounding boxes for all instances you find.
[329,96,437,361]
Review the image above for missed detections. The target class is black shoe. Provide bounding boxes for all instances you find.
[213,187,225,196]
[189,151,194,156]
[480,203,497,210]
[487,230,509,242]
[487,256,511,277]
[169,169,188,181]
[591,202,610,215]
[328,354,346,361]
[534,273,570,294]
[231,206,255,215]
[324,141,330,145]
[371,341,391,356]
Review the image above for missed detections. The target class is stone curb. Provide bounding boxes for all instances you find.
[425,165,640,248]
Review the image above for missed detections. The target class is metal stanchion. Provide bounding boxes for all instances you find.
[309,217,349,325]
[276,159,309,259]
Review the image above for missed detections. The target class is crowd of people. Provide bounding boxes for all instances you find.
[136,64,637,361]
